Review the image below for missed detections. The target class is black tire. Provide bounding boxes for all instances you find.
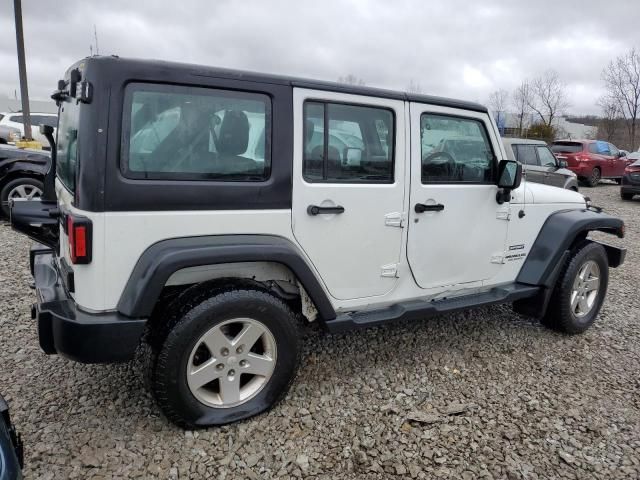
[147,288,300,428]
[613,178,622,185]
[586,167,601,187]
[621,191,634,201]
[542,241,609,334]
[0,177,44,217]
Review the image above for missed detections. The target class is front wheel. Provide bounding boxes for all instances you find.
[147,288,301,428]
[542,241,608,334]
[621,191,634,200]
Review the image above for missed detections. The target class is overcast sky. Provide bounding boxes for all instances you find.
[1,0,638,115]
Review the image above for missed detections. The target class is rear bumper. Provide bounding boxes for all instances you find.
[31,248,147,363]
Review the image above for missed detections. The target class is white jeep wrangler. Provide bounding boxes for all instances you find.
[11,57,626,428]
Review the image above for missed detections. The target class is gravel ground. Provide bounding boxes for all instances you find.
[1,183,639,479]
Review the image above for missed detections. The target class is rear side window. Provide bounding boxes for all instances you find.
[122,84,271,181]
[56,102,79,193]
[421,114,494,183]
[302,101,394,183]
[588,143,599,154]
[514,145,538,166]
[551,142,583,153]
[9,115,23,123]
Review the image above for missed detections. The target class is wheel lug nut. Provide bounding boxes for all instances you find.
[228,369,235,377]
[216,363,224,370]
[236,345,244,354]
[221,348,229,356]
[240,360,247,367]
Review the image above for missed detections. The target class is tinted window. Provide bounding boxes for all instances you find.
[31,115,58,128]
[421,114,494,183]
[123,84,271,181]
[56,102,79,193]
[536,146,557,166]
[588,143,599,154]
[514,145,538,166]
[303,101,394,183]
[551,142,583,153]
[9,115,23,123]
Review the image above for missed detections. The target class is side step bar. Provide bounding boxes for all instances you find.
[325,283,540,333]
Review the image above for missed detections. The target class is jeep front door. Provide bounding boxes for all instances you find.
[292,89,406,300]
[407,105,508,289]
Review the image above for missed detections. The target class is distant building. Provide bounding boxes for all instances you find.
[490,111,597,140]
[0,94,57,114]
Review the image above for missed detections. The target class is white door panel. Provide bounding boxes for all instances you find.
[407,104,508,289]
[292,89,406,300]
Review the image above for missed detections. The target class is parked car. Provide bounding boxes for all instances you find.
[502,138,578,191]
[0,125,20,145]
[0,145,49,218]
[0,112,57,150]
[551,139,629,187]
[11,56,625,429]
[621,157,640,200]
[0,394,23,480]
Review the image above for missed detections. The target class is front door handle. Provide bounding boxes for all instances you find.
[415,203,444,213]
[307,205,345,216]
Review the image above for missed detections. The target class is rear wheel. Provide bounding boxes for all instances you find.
[586,167,601,187]
[147,288,301,428]
[0,177,43,217]
[542,241,608,334]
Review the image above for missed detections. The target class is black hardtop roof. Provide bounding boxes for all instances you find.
[81,56,489,114]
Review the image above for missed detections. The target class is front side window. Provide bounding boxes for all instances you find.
[536,146,557,167]
[421,114,494,183]
[608,143,619,157]
[514,145,538,166]
[9,115,23,124]
[123,84,271,181]
[303,101,394,183]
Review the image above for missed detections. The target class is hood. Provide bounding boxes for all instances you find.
[511,181,585,205]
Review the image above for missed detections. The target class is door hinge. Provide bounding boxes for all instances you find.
[380,263,399,278]
[490,254,505,264]
[496,208,510,221]
[384,212,404,228]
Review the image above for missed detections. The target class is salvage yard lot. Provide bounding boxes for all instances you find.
[0,184,638,479]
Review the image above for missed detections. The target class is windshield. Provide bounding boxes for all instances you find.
[551,142,583,153]
[56,101,79,193]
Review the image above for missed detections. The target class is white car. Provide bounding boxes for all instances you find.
[0,112,58,148]
[11,57,626,429]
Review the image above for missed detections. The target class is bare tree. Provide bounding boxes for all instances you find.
[337,74,365,86]
[527,70,569,128]
[487,88,509,133]
[406,79,423,94]
[597,95,620,142]
[512,80,533,136]
[602,48,640,150]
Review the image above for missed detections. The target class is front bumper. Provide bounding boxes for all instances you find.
[31,248,147,363]
[621,173,640,194]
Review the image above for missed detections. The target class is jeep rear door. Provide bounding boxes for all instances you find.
[407,104,508,289]
[292,89,405,300]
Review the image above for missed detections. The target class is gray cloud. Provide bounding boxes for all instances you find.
[1,0,638,114]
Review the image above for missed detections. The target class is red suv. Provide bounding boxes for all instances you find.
[551,139,629,187]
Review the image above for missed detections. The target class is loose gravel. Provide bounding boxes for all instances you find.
[1,183,639,479]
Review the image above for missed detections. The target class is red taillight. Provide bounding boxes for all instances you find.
[66,214,92,264]
[575,154,590,162]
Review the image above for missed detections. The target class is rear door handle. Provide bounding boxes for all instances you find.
[307,205,345,216]
[415,203,444,213]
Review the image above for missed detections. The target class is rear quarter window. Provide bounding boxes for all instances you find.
[122,83,271,181]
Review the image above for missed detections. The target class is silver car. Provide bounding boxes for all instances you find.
[502,138,579,191]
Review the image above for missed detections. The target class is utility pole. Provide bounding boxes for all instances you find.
[14,0,32,140]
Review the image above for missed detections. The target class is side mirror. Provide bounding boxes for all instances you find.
[618,151,626,158]
[343,147,363,166]
[557,160,568,168]
[496,159,522,204]
[497,159,522,189]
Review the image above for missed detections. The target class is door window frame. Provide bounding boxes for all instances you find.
[419,111,497,185]
[301,99,396,184]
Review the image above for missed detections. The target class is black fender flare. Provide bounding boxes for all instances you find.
[517,208,625,288]
[117,235,336,321]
